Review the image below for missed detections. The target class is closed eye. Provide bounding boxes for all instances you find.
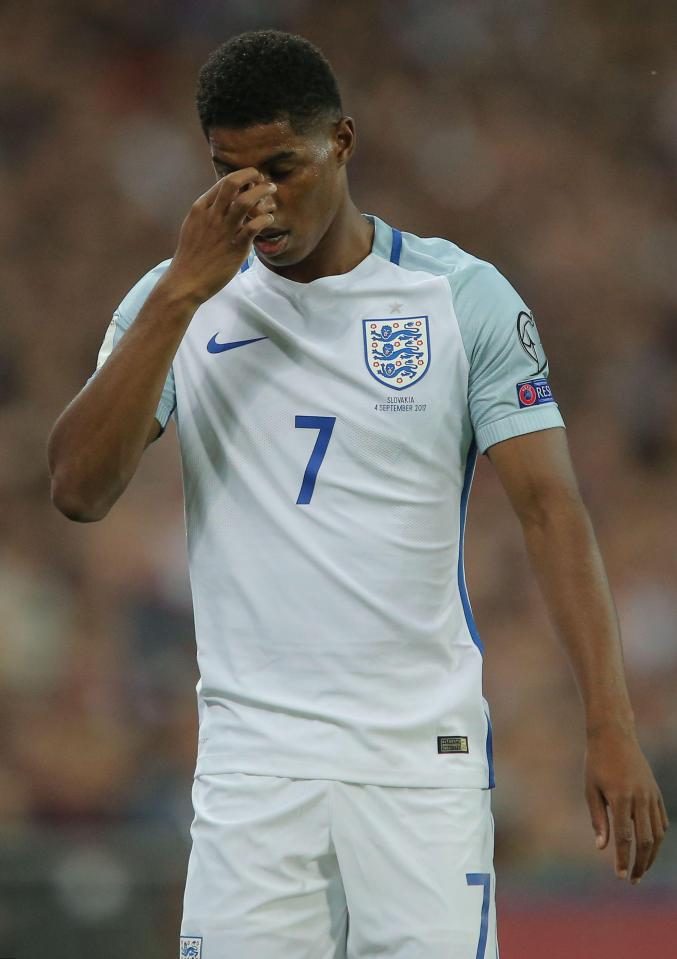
[212,165,293,184]
[268,168,294,181]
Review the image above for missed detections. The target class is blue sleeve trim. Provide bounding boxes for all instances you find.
[389,227,403,265]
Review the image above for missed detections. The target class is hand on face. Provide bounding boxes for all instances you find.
[162,168,277,306]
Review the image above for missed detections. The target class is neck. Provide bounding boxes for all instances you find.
[267,197,374,284]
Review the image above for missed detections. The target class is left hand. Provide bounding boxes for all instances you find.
[585,722,669,883]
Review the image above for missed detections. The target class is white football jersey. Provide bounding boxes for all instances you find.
[92,214,564,788]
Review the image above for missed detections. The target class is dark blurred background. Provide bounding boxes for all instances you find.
[1,1,676,956]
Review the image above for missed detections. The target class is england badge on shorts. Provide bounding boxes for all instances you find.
[363,316,431,391]
[179,936,202,959]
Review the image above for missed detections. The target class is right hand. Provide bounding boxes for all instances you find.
[160,168,276,307]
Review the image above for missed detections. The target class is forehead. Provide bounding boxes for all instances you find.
[208,120,318,165]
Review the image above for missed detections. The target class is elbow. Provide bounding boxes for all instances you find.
[47,422,115,522]
[49,473,110,523]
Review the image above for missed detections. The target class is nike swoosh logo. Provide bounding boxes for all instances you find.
[207,334,268,354]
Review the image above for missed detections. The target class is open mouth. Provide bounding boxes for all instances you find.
[253,229,289,256]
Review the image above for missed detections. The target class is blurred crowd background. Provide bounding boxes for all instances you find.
[1,0,676,955]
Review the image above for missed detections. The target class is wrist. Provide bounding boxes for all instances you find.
[152,273,206,314]
[586,711,636,739]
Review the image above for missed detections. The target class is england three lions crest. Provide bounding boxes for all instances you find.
[363,316,431,391]
[180,937,202,959]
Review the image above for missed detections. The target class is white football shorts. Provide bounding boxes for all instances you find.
[180,773,497,959]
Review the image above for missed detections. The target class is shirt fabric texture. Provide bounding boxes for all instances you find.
[91,214,565,789]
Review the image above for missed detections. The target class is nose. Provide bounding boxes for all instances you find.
[254,189,277,217]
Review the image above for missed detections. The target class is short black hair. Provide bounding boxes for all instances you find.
[196,31,343,138]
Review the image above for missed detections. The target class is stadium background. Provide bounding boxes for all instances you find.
[1,0,676,955]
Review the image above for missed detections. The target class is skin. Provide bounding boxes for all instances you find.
[488,430,668,882]
[207,117,374,283]
[47,112,668,881]
[47,114,370,505]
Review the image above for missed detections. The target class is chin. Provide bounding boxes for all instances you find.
[259,245,304,267]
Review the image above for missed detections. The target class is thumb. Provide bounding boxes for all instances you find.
[587,786,609,849]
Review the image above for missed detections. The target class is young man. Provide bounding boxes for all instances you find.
[48,30,667,959]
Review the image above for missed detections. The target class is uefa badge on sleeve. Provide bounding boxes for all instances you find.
[363,316,431,391]
[516,377,555,408]
[180,936,202,959]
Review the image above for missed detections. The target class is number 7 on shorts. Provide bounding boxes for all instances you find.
[466,872,491,959]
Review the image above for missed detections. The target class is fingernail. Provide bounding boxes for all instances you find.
[631,878,641,885]
[618,870,627,879]
[595,836,604,849]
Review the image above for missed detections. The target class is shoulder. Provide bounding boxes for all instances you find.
[398,229,477,278]
[117,258,173,322]
[397,229,526,333]
[399,229,514,301]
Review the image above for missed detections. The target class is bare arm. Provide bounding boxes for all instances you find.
[48,168,277,522]
[48,285,197,521]
[487,427,668,883]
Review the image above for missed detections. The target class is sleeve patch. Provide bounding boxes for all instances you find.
[516,378,555,408]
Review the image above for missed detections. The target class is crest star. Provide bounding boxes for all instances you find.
[389,302,403,314]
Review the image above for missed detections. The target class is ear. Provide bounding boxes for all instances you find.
[334,117,356,167]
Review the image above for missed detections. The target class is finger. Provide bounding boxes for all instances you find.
[611,797,633,878]
[202,167,262,212]
[236,211,275,244]
[190,179,224,212]
[587,786,610,850]
[630,797,654,883]
[645,798,666,874]
[657,793,670,832]
[226,183,277,230]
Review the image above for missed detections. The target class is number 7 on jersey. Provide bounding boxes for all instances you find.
[295,416,336,505]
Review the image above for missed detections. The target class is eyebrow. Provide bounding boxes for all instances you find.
[211,150,297,171]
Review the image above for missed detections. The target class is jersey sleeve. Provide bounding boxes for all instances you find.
[86,259,176,439]
[450,260,565,453]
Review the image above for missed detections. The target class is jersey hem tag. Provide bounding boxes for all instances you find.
[437,735,469,754]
